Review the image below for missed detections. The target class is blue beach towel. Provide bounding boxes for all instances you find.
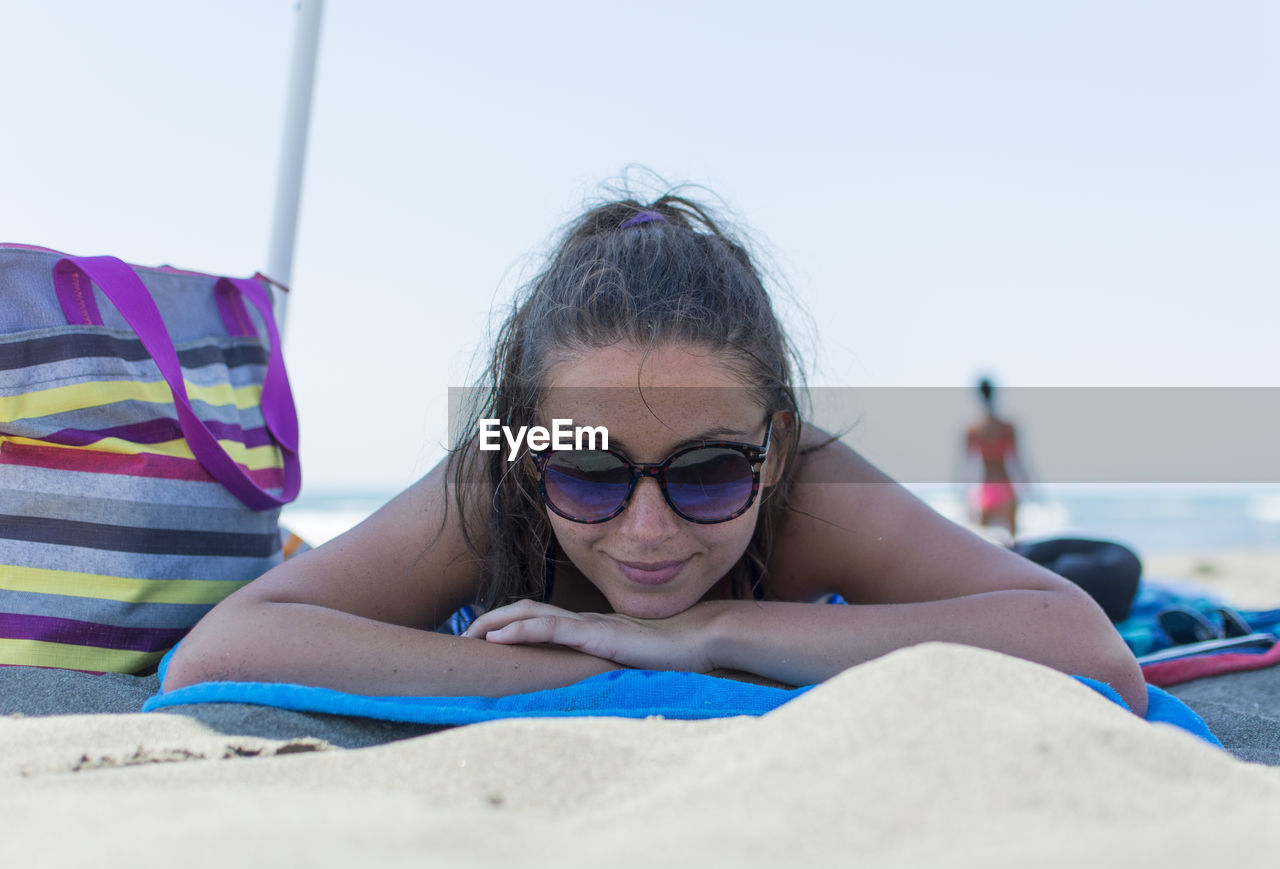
[1117,579,1280,658]
[143,648,1220,747]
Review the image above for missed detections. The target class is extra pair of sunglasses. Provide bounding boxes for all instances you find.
[530,416,775,524]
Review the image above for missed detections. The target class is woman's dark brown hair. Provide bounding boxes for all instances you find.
[450,191,807,611]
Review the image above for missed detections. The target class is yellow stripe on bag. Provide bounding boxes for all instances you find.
[0,638,168,673]
[0,379,264,421]
[0,565,250,605]
[1,436,283,471]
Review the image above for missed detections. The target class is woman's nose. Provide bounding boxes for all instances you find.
[619,477,679,543]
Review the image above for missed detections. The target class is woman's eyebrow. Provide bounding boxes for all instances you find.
[606,425,752,451]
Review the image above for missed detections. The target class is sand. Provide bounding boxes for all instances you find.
[3,644,1280,867]
[1146,547,1280,610]
[3,547,1280,866]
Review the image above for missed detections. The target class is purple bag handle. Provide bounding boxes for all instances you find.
[51,255,301,511]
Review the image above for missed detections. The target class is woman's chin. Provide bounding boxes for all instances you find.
[608,592,693,621]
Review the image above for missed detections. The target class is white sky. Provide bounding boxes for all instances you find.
[3,1,1276,491]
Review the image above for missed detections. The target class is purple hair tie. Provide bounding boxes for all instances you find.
[620,210,667,229]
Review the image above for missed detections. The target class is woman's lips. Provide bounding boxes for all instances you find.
[612,557,691,586]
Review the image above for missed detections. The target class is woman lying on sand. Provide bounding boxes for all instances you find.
[165,188,1147,714]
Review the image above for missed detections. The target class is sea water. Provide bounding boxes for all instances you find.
[280,484,1280,558]
[912,484,1280,555]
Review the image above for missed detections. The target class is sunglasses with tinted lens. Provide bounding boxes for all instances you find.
[531,416,774,524]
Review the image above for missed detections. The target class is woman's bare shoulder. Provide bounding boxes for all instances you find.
[242,453,485,630]
[769,424,1057,603]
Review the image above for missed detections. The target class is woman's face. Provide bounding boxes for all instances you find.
[538,342,776,619]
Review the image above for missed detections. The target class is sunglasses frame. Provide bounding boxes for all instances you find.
[530,415,775,525]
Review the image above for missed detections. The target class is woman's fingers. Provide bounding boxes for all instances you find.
[461,600,568,638]
[481,613,620,662]
[466,605,621,659]
[459,600,711,672]
[485,616,589,647]
[461,600,611,657]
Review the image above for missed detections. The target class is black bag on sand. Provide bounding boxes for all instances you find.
[1012,537,1142,623]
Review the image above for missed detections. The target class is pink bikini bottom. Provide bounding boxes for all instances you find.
[972,480,1016,512]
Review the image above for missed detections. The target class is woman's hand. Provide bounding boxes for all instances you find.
[461,599,722,673]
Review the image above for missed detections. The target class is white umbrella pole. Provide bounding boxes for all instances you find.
[267,0,325,327]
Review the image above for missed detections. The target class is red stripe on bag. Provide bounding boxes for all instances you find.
[0,441,285,488]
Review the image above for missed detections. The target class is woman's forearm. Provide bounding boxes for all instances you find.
[705,589,1148,715]
[163,599,623,697]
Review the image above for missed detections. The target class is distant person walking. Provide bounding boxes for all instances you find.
[966,378,1023,539]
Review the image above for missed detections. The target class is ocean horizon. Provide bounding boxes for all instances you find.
[280,483,1280,560]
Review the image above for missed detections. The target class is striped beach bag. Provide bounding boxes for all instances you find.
[0,245,301,673]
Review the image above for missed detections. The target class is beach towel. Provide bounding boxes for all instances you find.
[1142,640,1280,688]
[1111,579,1280,686]
[143,648,1221,746]
[1117,580,1280,655]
